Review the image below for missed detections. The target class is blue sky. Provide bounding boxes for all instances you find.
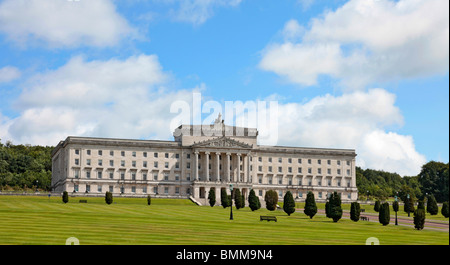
[0,0,448,176]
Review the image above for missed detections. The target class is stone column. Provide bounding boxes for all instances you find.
[246,154,251,183]
[215,152,220,182]
[205,152,210,182]
[226,153,231,182]
[243,154,248,183]
[236,153,241,182]
[194,151,199,181]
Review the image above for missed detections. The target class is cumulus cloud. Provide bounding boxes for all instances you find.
[260,0,449,89]
[0,54,198,146]
[253,89,426,176]
[0,0,137,48]
[0,66,21,83]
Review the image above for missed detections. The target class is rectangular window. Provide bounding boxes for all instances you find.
[131,186,136,193]
[98,150,102,156]
[86,185,90,192]
[110,150,114,156]
[109,160,114,167]
[131,173,136,180]
[268,157,272,163]
[175,162,179,169]
[143,152,147,158]
[164,173,169,181]
[143,161,148,168]
[75,149,80,155]
[298,158,302,164]
[154,161,158,168]
[75,159,79,165]
[327,168,331,175]
[175,153,180,159]
[186,173,191,181]
[74,170,79,179]
[327,159,331,165]
[258,166,262,172]
[98,159,103,166]
[288,167,292,173]
[153,173,158,180]
[308,168,312,174]
[120,172,125,180]
[109,186,113,193]
[278,157,282,163]
[143,187,147,194]
[165,153,169,159]
[164,187,169,194]
[121,160,125,167]
[187,162,191,169]
[337,169,341,175]
[298,167,302,173]
[86,171,90,179]
[258,157,262,162]
[175,174,180,181]
[98,185,102,193]
[347,169,351,176]
[153,186,158,194]
[175,187,180,195]
[132,151,136,157]
[337,160,341,166]
[132,161,136,167]
[278,166,282,173]
[87,150,91,155]
[109,172,113,179]
[308,159,311,164]
[121,151,125,156]
[154,152,158,158]
[86,159,91,166]
[74,184,79,192]
[268,166,272,172]
[187,154,190,159]
[98,171,102,179]
[318,168,322,174]
[165,162,169,169]
[143,173,147,180]
[318,159,321,165]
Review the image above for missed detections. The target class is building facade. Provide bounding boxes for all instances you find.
[51,119,358,205]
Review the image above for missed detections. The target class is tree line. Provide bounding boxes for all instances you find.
[0,140,53,191]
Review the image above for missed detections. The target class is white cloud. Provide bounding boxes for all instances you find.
[0,66,21,83]
[0,0,136,48]
[256,89,426,176]
[0,54,198,146]
[260,0,449,89]
[166,0,243,25]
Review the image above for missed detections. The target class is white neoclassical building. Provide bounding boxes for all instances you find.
[51,118,358,205]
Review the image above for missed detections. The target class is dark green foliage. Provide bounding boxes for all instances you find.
[147,195,151,206]
[241,195,245,209]
[234,189,243,209]
[0,140,53,191]
[248,189,260,211]
[208,188,216,207]
[414,208,426,230]
[221,188,230,208]
[62,191,69,204]
[426,194,438,215]
[417,200,425,210]
[404,197,415,215]
[328,192,342,222]
[418,161,449,203]
[105,191,113,205]
[378,202,390,226]
[374,200,381,212]
[283,191,296,216]
[392,200,399,212]
[350,202,360,222]
[303,191,317,219]
[325,201,331,218]
[441,202,449,218]
[264,190,278,211]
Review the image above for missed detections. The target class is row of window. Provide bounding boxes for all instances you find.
[74,158,351,177]
[74,149,352,166]
[73,169,351,187]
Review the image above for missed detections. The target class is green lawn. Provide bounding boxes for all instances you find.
[0,196,448,245]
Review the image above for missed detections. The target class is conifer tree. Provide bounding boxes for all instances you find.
[248,189,260,211]
[234,188,243,209]
[208,188,216,207]
[62,191,69,204]
[283,191,296,216]
[303,191,317,219]
[147,194,151,206]
[264,190,278,211]
[414,208,426,230]
[350,202,360,222]
[378,202,390,226]
[221,188,230,208]
[441,202,449,218]
[105,191,113,205]
[426,194,439,215]
[374,200,381,212]
[329,192,342,222]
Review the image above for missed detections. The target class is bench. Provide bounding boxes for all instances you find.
[79,200,87,203]
[360,209,365,212]
[360,216,369,221]
[260,216,277,222]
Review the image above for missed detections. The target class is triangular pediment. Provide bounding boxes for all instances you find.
[192,137,253,149]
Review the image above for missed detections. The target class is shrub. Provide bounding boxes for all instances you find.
[350,202,360,222]
[62,191,68,204]
[404,197,415,216]
[374,200,381,212]
[234,189,243,209]
[329,192,342,222]
[426,195,439,215]
[105,191,113,205]
[303,191,317,219]
[221,188,230,208]
[283,191,296,216]
[264,190,278,211]
[325,201,331,218]
[208,188,216,207]
[414,208,426,230]
[378,202,390,226]
[147,195,151,206]
[441,202,449,218]
[248,189,260,211]
[392,200,399,213]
